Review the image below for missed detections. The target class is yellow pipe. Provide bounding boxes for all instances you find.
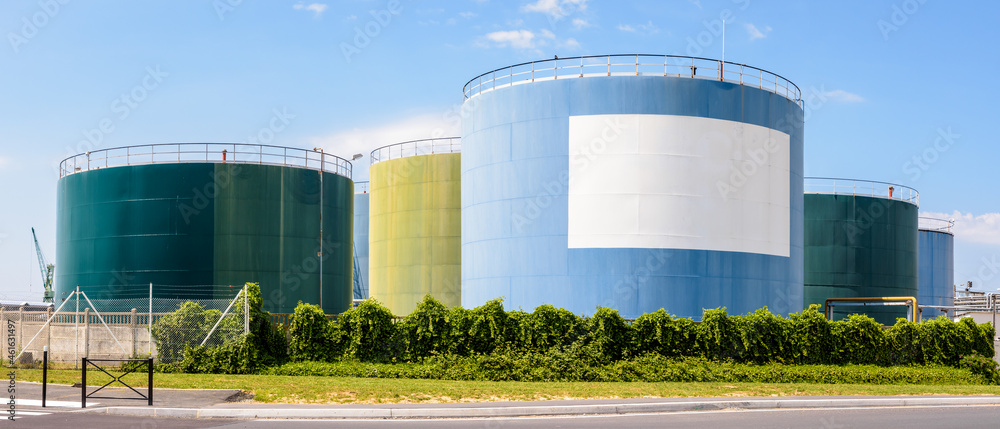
[823,296,918,323]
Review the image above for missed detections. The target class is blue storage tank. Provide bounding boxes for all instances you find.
[918,217,955,319]
[353,181,370,299]
[460,55,804,319]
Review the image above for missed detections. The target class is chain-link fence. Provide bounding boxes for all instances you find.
[6,284,247,365]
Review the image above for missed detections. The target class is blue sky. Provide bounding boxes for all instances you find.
[1,0,998,302]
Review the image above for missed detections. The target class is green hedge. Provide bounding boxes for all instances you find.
[279,296,994,368]
[179,294,996,378]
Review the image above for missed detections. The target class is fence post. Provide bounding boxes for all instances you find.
[83,308,90,359]
[81,357,87,408]
[147,357,154,406]
[131,309,137,356]
[18,307,24,347]
[47,307,53,355]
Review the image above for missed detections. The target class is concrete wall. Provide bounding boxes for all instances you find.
[4,309,155,363]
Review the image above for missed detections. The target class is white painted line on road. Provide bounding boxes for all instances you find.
[253,404,1000,423]
[14,399,97,407]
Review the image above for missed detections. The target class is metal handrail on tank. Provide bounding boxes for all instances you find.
[804,177,919,206]
[919,216,955,233]
[462,54,802,105]
[59,143,353,179]
[355,181,369,194]
[370,137,461,165]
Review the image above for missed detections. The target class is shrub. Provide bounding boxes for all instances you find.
[630,309,698,358]
[787,304,834,364]
[517,304,582,352]
[288,302,334,362]
[336,299,397,362]
[178,283,287,373]
[150,301,222,362]
[831,314,886,365]
[698,308,740,361]
[398,295,451,360]
[958,354,1000,385]
[589,307,629,361]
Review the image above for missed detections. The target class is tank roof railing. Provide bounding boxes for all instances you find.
[804,177,919,207]
[355,181,369,194]
[59,143,353,179]
[463,54,801,105]
[370,137,461,166]
[919,216,955,234]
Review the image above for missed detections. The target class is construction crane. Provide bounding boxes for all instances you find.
[31,228,54,303]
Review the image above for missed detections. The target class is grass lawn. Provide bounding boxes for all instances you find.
[10,367,1000,404]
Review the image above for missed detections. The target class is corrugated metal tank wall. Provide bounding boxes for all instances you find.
[368,152,461,315]
[918,227,954,319]
[353,183,370,300]
[56,162,354,314]
[803,191,919,324]
[460,57,804,319]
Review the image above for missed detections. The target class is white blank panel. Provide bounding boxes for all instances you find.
[567,114,791,257]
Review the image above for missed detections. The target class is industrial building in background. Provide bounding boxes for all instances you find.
[802,178,919,324]
[460,55,804,319]
[368,138,461,316]
[918,217,955,318]
[353,181,370,300]
[55,143,355,314]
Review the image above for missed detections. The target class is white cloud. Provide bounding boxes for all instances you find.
[688,0,703,9]
[484,29,537,49]
[539,29,556,39]
[923,211,1000,246]
[307,113,461,181]
[745,23,771,41]
[618,21,658,35]
[345,14,357,21]
[559,38,581,49]
[572,18,591,29]
[522,0,588,20]
[460,11,478,19]
[823,89,865,103]
[293,2,327,17]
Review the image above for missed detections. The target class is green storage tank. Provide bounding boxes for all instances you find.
[368,138,461,316]
[56,143,355,315]
[803,178,919,324]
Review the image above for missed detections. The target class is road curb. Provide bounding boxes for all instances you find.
[86,396,1000,419]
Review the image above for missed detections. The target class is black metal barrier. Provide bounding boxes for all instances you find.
[81,357,153,408]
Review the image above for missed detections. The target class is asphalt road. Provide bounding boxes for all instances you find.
[15,405,1000,429]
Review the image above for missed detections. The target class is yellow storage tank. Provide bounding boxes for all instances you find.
[368,138,461,315]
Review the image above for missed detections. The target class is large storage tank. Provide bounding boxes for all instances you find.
[368,138,461,315]
[353,181,370,300]
[56,143,355,314]
[461,55,804,319]
[803,178,919,324]
[918,217,955,319]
